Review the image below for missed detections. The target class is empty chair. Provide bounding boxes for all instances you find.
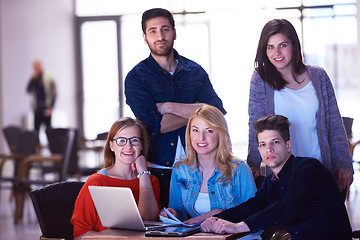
[0,126,39,203]
[14,128,76,224]
[3,126,23,153]
[1,126,39,178]
[342,117,360,158]
[30,181,84,240]
[65,130,100,179]
[76,131,107,178]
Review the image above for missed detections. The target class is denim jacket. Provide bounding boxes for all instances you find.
[125,50,226,167]
[169,159,257,221]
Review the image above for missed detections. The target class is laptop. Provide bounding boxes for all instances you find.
[88,185,173,231]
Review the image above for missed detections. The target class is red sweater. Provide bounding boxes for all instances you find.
[71,173,160,238]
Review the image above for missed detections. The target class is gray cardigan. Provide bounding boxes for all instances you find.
[247,65,353,176]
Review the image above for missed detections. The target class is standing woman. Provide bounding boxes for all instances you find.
[72,117,160,239]
[247,19,353,195]
[161,105,256,225]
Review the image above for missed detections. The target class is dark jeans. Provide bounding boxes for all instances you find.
[34,107,51,131]
[341,186,348,202]
[149,167,172,209]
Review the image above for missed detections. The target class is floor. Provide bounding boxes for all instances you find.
[0,186,41,240]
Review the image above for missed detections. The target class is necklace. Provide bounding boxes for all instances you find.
[294,77,306,84]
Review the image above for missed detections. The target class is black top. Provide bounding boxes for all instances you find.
[215,155,352,240]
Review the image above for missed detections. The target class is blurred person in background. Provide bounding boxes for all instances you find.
[26,60,57,132]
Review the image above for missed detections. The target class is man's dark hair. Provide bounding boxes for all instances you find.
[253,115,291,143]
[141,8,175,34]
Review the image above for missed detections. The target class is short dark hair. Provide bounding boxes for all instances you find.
[253,115,291,143]
[141,8,175,34]
[255,19,305,90]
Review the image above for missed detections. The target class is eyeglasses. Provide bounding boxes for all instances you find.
[112,137,142,147]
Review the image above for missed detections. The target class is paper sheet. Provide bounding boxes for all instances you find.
[160,208,194,227]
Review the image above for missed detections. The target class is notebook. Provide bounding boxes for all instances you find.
[88,185,172,231]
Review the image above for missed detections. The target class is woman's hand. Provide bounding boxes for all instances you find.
[159,208,177,218]
[131,155,147,173]
[337,169,353,191]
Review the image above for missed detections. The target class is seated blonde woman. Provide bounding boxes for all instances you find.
[161,105,256,225]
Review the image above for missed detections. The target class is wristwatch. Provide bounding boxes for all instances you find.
[137,170,151,178]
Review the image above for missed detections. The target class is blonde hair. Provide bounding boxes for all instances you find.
[176,105,239,183]
[103,117,150,168]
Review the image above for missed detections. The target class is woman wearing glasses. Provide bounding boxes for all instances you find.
[72,117,160,239]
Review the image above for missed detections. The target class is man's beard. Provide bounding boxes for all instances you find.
[149,41,173,57]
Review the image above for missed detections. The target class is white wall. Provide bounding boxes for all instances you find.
[0,0,77,152]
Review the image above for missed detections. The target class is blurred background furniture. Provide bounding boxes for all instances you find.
[69,130,102,179]
[342,117,360,196]
[14,128,76,224]
[30,181,84,240]
[78,131,107,172]
[14,127,102,224]
[0,126,39,204]
[342,117,360,158]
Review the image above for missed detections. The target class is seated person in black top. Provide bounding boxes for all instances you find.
[201,115,352,240]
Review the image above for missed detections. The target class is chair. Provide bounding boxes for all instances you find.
[0,126,39,202]
[342,117,360,197]
[1,126,39,179]
[76,131,107,178]
[3,126,22,152]
[30,181,84,240]
[14,128,76,224]
[342,117,360,158]
[66,130,101,179]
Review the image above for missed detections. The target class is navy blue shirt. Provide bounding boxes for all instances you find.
[125,50,225,167]
[34,74,46,107]
[215,155,352,240]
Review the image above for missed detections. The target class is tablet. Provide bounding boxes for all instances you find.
[145,226,202,237]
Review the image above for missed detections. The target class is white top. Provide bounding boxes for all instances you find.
[274,81,322,162]
[194,192,210,215]
[173,136,186,167]
[146,136,185,169]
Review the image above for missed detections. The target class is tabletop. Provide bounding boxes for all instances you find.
[81,228,250,240]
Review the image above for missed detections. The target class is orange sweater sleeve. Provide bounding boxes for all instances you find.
[71,173,161,239]
[71,174,108,238]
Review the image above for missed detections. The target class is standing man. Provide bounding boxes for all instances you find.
[201,115,352,240]
[125,8,226,208]
[26,60,57,132]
